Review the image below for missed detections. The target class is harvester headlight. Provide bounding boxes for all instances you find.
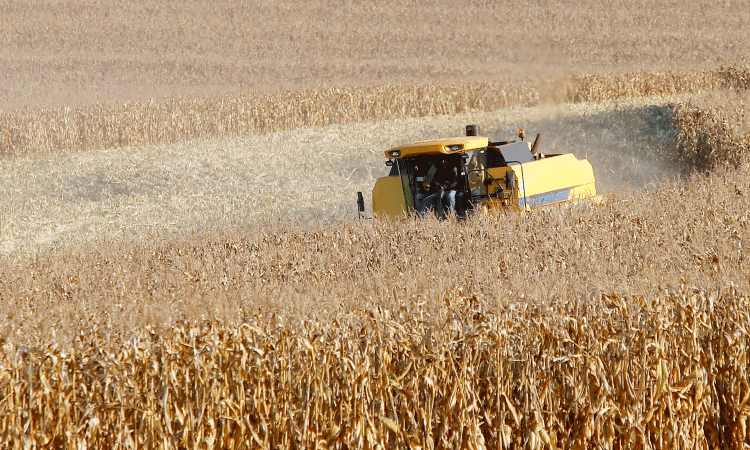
[446,144,463,152]
[388,150,401,158]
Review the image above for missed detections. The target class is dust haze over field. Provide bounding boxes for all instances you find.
[0,97,686,256]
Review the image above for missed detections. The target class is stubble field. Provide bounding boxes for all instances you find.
[1,1,750,448]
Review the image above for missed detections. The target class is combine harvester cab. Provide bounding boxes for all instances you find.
[360,124,598,218]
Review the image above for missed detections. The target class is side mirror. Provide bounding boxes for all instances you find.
[385,160,393,166]
[357,192,365,213]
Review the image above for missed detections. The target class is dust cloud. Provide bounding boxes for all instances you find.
[474,103,687,192]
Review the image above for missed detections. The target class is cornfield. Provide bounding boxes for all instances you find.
[2,287,749,449]
[0,83,537,158]
[2,0,750,446]
[1,65,749,159]
[1,70,750,446]
[2,149,750,447]
[1,69,749,446]
[1,49,749,450]
[673,90,750,170]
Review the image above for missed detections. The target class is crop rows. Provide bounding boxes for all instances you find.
[567,64,750,103]
[673,91,750,170]
[1,65,749,159]
[1,286,749,449]
[2,66,750,447]
[2,153,750,448]
[0,83,537,158]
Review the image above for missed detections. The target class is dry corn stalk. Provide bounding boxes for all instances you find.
[0,82,537,158]
[673,90,750,170]
[2,64,749,159]
[1,287,749,449]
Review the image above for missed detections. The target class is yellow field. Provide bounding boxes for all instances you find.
[1,0,750,448]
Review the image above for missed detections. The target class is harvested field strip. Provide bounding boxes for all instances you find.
[1,288,749,449]
[1,65,748,158]
[0,97,688,257]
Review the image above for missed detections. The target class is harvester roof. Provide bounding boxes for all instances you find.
[385,136,489,159]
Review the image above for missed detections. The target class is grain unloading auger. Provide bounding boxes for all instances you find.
[357,125,598,218]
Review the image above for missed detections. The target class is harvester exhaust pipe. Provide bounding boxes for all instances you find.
[466,124,480,136]
[531,133,542,157]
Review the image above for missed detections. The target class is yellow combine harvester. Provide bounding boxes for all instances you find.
[357,125,597,218]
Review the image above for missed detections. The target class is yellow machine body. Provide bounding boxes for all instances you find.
[483,153,597,212]
[370,131,597,218]
[372,176,408,216]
